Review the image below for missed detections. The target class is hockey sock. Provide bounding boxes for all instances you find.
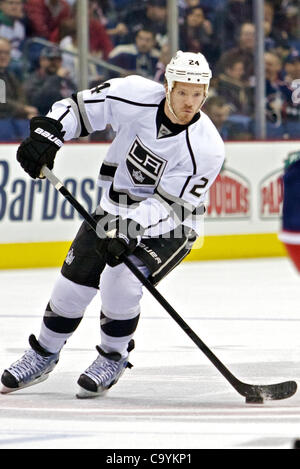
[38,274,98,353]
[38,302,84,353]
[100,310,140,357]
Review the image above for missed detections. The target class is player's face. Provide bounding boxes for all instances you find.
[167,82,206,125]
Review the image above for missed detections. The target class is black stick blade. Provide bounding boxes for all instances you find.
[241,380,297,402]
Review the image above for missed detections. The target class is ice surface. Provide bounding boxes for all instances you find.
[0,258,300,449]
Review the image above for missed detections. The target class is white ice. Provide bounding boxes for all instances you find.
[0,257,300,449]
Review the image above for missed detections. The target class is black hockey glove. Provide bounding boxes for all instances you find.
[17,116,65,179]
[101,215,145,267]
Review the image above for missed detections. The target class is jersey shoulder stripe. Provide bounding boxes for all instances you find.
[106,75,165,107]
[106,95,159,107]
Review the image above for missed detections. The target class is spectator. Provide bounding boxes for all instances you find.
[180,6,217,62]
[284,51,300,86]
[24,0,71,42]
[216,52,254,117]
[103,0,142,46]
[59,21,100,86]
[203,96,252,140]
[214,0,253,51]
[274,0,300,51]
[110,0,141,14]
[217,22,255,83]
[153,42,171,83]
[264,51,297,138]
[264,1,291,55]
[58,1,113,58]
[24,45,76,115]
[108,27,160,79]
[0,37,38,141]
[282,52,300,139]
[58,1,113,84]
[116,0,167,48]
[179,0,201,6]
[105,21,130,46]
[178,0,218,24]
[0,0,25,63]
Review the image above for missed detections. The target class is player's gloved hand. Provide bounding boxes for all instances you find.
[16,116,65,179]
[104,216,145,267]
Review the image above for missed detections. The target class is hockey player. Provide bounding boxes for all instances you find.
[1,51,225,398]
[279,153,300,272]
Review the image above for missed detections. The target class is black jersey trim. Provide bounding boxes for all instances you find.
[179,129,197,198]
[154,191,192,224]
[186,128,197,175]
[106,95,159,107]
[143,214,170,231]
[155,185,204,219]
[91,82,110,94]
[57,106,71,122]
[99,162,118,178]
[108,185,144,207]
[70,93,89,137]
[84,99,105,103]
[179,175,192,199]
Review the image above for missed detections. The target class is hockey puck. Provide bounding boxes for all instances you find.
[245,396,264,404]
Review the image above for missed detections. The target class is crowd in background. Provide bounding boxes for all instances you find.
[0,0,299,142]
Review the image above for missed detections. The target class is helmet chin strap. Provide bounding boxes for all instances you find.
[166,87,178,120]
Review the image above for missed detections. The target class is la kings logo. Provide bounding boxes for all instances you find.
[126,137,167,186]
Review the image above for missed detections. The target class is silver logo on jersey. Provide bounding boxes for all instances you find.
[157,124,172,139]
[65,248,75,265]
[132,169,145,183]
[126,137,167,186]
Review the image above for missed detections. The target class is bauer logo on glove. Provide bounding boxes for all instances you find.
[34,127,64,148]
[16,116,65,179]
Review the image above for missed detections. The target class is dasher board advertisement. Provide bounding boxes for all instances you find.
[0,141,299,267]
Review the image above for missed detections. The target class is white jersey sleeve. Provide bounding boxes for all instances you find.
[47,76,164,139]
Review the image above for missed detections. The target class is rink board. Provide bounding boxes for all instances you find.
[0,141,299,269]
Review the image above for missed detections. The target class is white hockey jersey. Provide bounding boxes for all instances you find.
[47,75,225,237]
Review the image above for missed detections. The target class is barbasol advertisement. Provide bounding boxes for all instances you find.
[1,141,300,244]
[0,143,106,243]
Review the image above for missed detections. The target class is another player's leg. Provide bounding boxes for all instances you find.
[279,159,300,272]
[76,259,146,398]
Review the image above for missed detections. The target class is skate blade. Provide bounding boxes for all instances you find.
[76,385,108,399]
[1,374,49,394]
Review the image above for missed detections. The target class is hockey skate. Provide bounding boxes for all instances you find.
[1,334,59,394]
[76,340,134,399]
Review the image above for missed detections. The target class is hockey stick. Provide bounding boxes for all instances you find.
[42,165,297,403]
